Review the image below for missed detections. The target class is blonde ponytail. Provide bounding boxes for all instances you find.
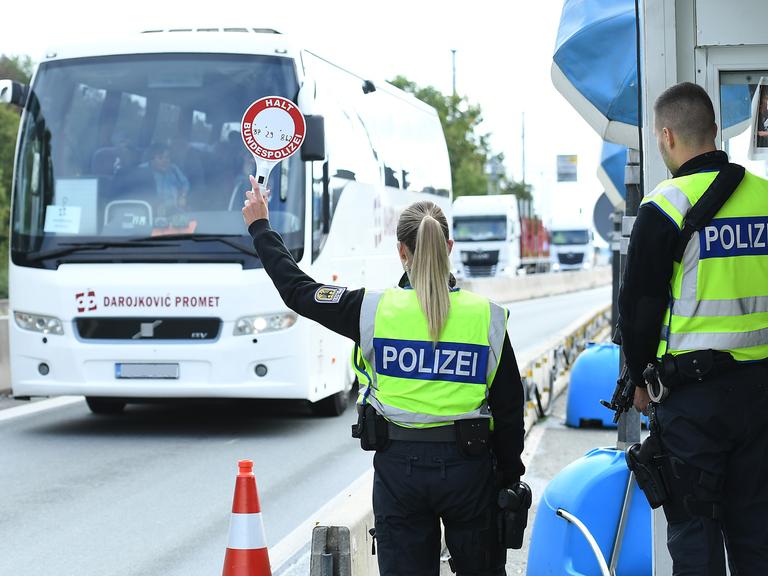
[396,201,451,341]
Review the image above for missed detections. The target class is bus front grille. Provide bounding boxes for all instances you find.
[75,317,221,341]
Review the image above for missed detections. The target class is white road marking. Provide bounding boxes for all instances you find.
[0,396,84,423]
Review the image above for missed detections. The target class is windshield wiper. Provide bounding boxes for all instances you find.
[134,233,259,257]
[25,240,180,263]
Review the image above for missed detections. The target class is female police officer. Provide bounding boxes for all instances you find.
[242,177,526,576]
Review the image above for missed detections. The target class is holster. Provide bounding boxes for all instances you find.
[455,418,490,457]
[351,404,390,451]
[658,455,723,523]
[626,435,669,509]
[497,481,532,549]
[626,436,723,521]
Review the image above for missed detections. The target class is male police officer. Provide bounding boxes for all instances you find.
[618,82,768,575]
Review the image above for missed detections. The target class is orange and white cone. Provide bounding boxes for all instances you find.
[222,460,272,576]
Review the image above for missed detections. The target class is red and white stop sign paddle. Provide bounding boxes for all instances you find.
[241,96,306,187]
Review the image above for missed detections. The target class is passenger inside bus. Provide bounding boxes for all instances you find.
[115,141,189,219]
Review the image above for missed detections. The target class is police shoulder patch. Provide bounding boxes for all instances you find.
[314,285,346,304]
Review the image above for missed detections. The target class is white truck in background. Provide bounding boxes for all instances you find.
[451,194,550,278]
[549,222,596,271]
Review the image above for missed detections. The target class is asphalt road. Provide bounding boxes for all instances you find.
[504,286,611,360]
[0,285,610,576]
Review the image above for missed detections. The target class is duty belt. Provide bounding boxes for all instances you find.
[645,350,737,403]
[664,350,736,383]
[387,423,456,442]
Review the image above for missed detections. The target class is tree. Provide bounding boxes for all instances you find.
[0,55,33,201]
[500,178,533,202]
[0,55,33,83]
[390,75,492,199]
[0,55,34,297]
[390,75,536,204]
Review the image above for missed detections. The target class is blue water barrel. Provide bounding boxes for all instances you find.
[566,342,621,428]
[527,447,652,575]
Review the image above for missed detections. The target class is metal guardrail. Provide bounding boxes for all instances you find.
[519,306,611,430]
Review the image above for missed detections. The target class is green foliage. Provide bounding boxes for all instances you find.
[389,75,531,203]
[390,75,491,199]
[500,178,533,202]
[0,54,34,299]
[0,55,33,83]
[0,105,20,206]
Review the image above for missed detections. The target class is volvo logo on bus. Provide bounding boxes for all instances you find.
[133,320,162,339]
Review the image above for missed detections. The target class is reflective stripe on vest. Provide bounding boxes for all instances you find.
[353,287,507,427]
[643,181,693,228]
[645,170,768,361]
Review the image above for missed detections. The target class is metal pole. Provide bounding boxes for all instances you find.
[617,148,642,450]
[609,472,636,573]
[522,111,526,184]
[451,49,457,97]
[611,210,622,329]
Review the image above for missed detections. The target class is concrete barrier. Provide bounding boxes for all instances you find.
[273,469,377,576]
[458,266,611,304]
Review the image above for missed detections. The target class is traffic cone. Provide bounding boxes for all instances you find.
[222,460,272,576]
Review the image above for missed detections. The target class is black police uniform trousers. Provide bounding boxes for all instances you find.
[372,440,507,576]
[653,361,768,576]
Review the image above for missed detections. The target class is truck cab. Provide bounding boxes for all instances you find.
[451,195,521,278]
[549,223,595,271]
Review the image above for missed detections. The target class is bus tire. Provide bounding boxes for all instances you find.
[311,389,350,417]
[86,397,126,415]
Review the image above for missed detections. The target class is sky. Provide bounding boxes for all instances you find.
[1,0,605,230]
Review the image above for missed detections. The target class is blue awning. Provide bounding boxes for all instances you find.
[597,141,626,208]
[552,0,751,148]
[552,0,639,148]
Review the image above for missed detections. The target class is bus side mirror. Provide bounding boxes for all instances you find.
[301,115,326,162]
[0,79,28,107]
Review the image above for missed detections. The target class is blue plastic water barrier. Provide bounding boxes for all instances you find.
[566,342,622,428]
[527,448,652,575]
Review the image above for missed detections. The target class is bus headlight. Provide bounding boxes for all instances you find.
[14,312,64,335]
[233,312,298,335]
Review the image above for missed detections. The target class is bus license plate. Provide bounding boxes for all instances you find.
[115,363,180,379]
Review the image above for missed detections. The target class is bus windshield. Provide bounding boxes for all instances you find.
[12,53,303,268]
[551,230,590,245]
[453,216,507,242]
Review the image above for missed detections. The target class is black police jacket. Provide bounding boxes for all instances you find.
[249,218,526,481]
[618,150,730,387]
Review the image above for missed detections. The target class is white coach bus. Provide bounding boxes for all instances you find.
[2,28,451,415]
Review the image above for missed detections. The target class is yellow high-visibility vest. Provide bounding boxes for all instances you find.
[641,169,768,360]
[352,287,508,428]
